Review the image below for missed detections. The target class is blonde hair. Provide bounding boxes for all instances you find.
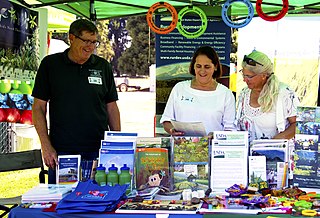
[242,50,280,112]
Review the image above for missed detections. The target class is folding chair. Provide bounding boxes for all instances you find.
[0,149,48,217]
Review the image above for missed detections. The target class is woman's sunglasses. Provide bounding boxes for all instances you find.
[243,55,264,66]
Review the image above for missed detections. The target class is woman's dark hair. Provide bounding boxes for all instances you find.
[189,46,222,79]
[69,19,98,36]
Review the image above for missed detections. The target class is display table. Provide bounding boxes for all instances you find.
[8,206,297,218]
[8,207,202,218]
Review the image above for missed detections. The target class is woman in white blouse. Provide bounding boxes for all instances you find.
[160,46,236,136]
[236,50,300,143]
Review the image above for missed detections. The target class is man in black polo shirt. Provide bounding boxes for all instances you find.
[32,19,121,183]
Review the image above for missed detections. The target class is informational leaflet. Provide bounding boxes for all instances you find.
[248,156,267,184]
[171,120,206,136]
[211,131,248,192]
[214,131,248,146]
[99,140,135,174]
[22,184,73,203]
[250,139,289,189]
[56,155,81,185]
[294,133,320,188]
[293,106,320,189]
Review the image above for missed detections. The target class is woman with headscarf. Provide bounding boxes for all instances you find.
[236,50,300,143]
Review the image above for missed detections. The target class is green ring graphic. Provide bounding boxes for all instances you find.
[176,6,208,39]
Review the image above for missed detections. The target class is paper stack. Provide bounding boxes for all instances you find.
[22,183,73,203]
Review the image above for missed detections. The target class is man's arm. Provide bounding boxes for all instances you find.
[106,101,121,131]
[32,98,58,169]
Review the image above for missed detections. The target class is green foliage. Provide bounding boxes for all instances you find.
[108,18,129,76]
[174,137,209,163]
[117,16,155,77]
[96,20,114,62]
[156,79,186,102]
[156,87,172,102]
[174,181,197,190]
[0,30,39,72]
[250,172,263,183]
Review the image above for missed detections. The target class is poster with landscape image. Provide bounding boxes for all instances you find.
[0,0,39,124]
[172,136,210,191]
[293,106,320,189]
[250,147,288,189]
[155,14,231,116]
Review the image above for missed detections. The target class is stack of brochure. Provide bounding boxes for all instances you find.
[21,183,73,203]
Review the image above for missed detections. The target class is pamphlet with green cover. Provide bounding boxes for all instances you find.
[135,147,171,190]
[172,136,210,191]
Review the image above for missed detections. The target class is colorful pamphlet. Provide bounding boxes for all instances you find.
[56,155,81,184]
[116,200,202,214]
[172,136,210,191]
[250,139,289,189]
[99,140,135,174]
[135,147,170,190]
[248,156,267,188]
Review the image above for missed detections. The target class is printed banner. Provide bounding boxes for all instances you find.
[293,106,320,189]
[155,14,231,114]
[0,0,39,124]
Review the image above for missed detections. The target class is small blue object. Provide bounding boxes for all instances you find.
[108,164,118,171]
[96,164,106,171]
[221,0,254,28]
[208,204,213,210]
[120,164,130,171]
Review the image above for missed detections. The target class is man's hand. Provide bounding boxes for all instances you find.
[41,144,58,169]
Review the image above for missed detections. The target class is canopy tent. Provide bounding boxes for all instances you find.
[15,0,320,21]
[47,6,76,31]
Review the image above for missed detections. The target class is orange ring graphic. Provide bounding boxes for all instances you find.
[256,0,288,21]
[146,2,178,34]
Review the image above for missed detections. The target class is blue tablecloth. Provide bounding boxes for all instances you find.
[9,206,203,218]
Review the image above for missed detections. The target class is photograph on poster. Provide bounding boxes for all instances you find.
[250,147,287,189]
[296,107,320,135]
[173,136,209,191]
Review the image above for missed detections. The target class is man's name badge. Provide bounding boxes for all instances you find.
[88,77,102,85]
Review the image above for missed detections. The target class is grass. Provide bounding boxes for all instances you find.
[0,169,40,218]
[0,169,39,198]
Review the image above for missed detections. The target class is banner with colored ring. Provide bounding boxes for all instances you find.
[221,0,254,28]
[176,6,208,39]
[146,2,178,34]
[256,0,288,21]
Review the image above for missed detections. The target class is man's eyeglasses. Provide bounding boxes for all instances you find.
[243,55,264,66]
[74,34,100,47]
[240,69,258,79]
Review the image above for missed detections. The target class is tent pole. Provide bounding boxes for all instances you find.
[90,0,96,21]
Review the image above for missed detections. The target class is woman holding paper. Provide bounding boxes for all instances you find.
[160,46,236,136]
[236,50,300,142]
